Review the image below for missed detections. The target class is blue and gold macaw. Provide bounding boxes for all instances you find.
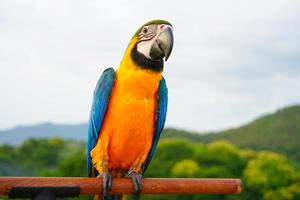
[87,19,173,199]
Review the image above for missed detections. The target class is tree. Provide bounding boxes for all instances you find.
[243,151,299,199]
[171,159,200,178]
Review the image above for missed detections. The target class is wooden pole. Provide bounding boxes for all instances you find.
[0,177,243,195]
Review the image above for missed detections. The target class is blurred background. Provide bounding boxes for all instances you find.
[0,0,300,199]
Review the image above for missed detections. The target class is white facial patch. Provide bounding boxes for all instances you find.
[137,36,157,59]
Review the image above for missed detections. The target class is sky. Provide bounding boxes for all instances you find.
[0,0,300,132]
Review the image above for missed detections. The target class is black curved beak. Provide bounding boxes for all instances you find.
[150,27,174,61]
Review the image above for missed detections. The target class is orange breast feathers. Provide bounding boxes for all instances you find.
[90,42,163,173]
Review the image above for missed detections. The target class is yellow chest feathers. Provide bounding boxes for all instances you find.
[115,67,162,99]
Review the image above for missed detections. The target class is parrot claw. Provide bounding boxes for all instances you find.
[127,170,143,199]
[98,172,112,197]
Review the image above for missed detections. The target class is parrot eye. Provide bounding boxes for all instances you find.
[138,24,157,41]
[142,27,148,34]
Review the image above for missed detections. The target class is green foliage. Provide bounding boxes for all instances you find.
[243,152,299,199]
[145,139,195,177]
[263,182,300,200]
[243,152,297,190]
[171,159,200,177]
[0,137,299,200]
[0,138,85,176]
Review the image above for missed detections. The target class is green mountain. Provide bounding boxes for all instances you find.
[1,104,299,161]
[167,105,300,162]
[0,123,87,145]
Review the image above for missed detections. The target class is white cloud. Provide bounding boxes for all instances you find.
[0,0,300,132]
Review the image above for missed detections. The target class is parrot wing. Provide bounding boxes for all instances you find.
[142,77,168,173]
[86,67,115,177]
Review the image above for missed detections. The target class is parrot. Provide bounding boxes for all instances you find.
[86,19,174,200]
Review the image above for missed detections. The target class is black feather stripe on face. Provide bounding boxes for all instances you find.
[131,44,164,72]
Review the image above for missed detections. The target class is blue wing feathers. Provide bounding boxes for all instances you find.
[142,77,168,173]
[87,67,115,176]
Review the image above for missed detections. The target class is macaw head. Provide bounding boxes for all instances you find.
[121,19,174,72]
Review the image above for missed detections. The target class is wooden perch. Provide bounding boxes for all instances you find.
[0,177,243,196]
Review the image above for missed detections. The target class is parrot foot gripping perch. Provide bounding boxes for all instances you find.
[127,169,143,199]
[98,171,113,197]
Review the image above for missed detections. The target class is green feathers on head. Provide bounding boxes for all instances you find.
[133,19,172,37]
